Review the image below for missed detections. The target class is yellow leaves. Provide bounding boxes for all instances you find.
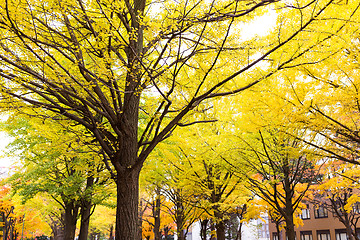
[0,185,51,237]
[89,205,116,233]
[344,194,360,213]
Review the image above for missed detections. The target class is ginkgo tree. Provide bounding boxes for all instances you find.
[237,129,319,240]
[284,36,360,167]
[0,0,358,238]
[140,143,202,240]
[312,161,360,240]
[156,121,254,240]
[2,114,115,240]
[220,85,322,240]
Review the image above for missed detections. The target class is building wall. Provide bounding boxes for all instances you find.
[268,203,359,240]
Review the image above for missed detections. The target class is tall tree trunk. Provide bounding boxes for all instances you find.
[214,209,225,240]
[78,200,92,240]
[284,163,295,240]
[284,196,295,240]
[215,221,226,240]
[63,202,79,240]
[177,230,185,240]
[174,191,187,240]
[113,0,146,238]
[284,217,295,240]
[78,176,95,240]
[115,168,141,240]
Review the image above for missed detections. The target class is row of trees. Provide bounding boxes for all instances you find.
[2,106,360,240]
[0,0,360,239]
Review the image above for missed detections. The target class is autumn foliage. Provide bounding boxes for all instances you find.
[0,0,360,239]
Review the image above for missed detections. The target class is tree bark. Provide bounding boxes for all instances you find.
[49,214,64,240]
[284,162,296,240]
[63,202,79,240]
[115,168,141,240]
[177,230,186,240]
[109,225,114,240]
[346,226,355,240]
[215,220,226,240]
[210,221,216,240]
[214,208,225,240]
[176,199,186,240]
[200,219,209,240]
[284,217,295,240]
[154,194,161,240]
[78,176,95,240]
[235,220,243,240]
[78,200,92,240]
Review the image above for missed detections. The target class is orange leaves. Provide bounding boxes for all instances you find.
[0,185,51,239]
[140,197,175,239]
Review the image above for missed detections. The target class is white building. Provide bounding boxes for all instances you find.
[176,215,270,240]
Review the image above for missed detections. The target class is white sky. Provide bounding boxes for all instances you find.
[240,10,277,41]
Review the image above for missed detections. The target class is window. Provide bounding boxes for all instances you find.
[317,230,331,240]
[273,232,279,240]
[301,231,313,240]
[353,202,360,214]
[335,229,347,240]
[301,205,311,219]
[314,206,328,218]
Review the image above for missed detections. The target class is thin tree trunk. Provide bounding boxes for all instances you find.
[200,219,209,240]
[109,225,114,240]
[235,221,243,240]
[154,194,161,240]
[78,176,95,240]
[210,220,216,240]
